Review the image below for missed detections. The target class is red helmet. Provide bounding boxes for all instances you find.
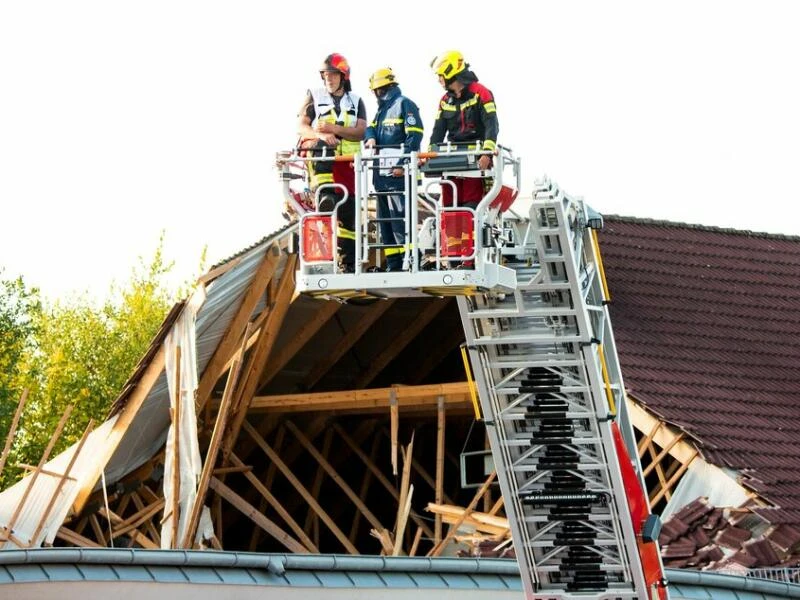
[320,53,350,81]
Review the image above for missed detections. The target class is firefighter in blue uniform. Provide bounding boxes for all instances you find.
[364,68,424,271]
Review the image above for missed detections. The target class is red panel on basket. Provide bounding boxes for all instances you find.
[489,185,518,212]
[302,216,334,262]
[439,211,474,257]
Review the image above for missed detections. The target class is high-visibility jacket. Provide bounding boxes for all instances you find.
[364,85,424,191]
[310,88,363,156]
[428,70,498,153]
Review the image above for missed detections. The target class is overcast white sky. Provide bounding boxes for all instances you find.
[2,1,799,300]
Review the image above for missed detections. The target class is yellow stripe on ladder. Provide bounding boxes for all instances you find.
[597,344,617,417]
[590,228,611,302]
[460,345,482,420]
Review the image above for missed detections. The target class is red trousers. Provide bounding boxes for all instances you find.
[440,177,484,259]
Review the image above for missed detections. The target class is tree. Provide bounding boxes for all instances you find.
[2,238,185,489]
[0,272,40,450]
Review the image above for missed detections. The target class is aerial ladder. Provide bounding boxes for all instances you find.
[278,144,669,600]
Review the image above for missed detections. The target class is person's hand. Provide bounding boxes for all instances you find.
[315,122,336,134]
[477,154,491,171]
[391,167,404,177]
[318,132,338,146]
[364,138,376,149]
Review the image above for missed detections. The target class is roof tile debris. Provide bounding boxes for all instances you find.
[659,496,800,572]
[599,216,800,527]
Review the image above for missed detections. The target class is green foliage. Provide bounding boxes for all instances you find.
[0,272,41,451]
[1,236,185,490]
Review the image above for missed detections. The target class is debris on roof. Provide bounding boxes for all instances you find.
[659,496,800,572]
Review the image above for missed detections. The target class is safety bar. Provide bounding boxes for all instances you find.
[278,144,521,274]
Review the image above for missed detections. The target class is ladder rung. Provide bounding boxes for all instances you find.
[466,306,578,318]
[519,491,607,504]
[527,538,618,548]
[472,333,584,345]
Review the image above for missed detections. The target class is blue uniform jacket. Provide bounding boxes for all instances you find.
[364,85,423,191]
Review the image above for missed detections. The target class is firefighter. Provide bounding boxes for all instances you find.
[297,53,367,272]
[364,68,424,271]
[428,50,499,267]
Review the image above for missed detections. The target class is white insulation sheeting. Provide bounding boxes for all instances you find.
[0,416,118,549]
[160,287,206,549]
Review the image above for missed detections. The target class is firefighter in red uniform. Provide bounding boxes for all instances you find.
[428,51,499,266]
[298,53,367,272]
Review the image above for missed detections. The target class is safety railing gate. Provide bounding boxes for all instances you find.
[278,144,520,299]
[458,180,669,600]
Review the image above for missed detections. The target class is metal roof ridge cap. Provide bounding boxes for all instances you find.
[0,549,522,576]
[665,567,800,597]
[0,548,285,573]
[281,554,519,574]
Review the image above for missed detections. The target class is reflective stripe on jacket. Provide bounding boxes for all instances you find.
[310,88,363,155]
[428,71,498,152]
[364,85,424,190]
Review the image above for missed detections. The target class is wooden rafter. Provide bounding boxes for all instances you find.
[30,419,95,544]
[435,396,446,544]
[332,423,435,541]
[349,432,381,543]
[302,299,397,390]
[393,435,414,556]
[257,299,341,389]
[643,433,685,478]
[99,508,158,549]
[429,471,497,557]
[242,420,358,554]
[111,498,165,541]
[637,420,662,458]
[3,405,73,544]
[208,476,307,554]
[0,389,28,476]
[195,242,282,410]
[628,399,699,465]
[649,449,700,508]
[129,491,161,546]
[250,382,472,414]
[195,256,243,286]
[304,429,334,535]
[222,254,298,462]
[380,427,456,506]
[229,452,318,553]
[56,526,103,548]
[354,299,451,389]
[285,420,385,534]
[169,345,182,548]
[182,325,249,548]
[248,425,286,551]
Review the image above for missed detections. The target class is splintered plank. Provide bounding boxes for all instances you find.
[428,471,497,557]
[333,424,434,542]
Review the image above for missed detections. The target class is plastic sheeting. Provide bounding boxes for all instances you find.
[0,417,119,549]
[661,457,750,521]
[160,286,206,548]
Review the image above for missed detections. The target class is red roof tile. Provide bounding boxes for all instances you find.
[598,217,800,526]
[715,526,752,550]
